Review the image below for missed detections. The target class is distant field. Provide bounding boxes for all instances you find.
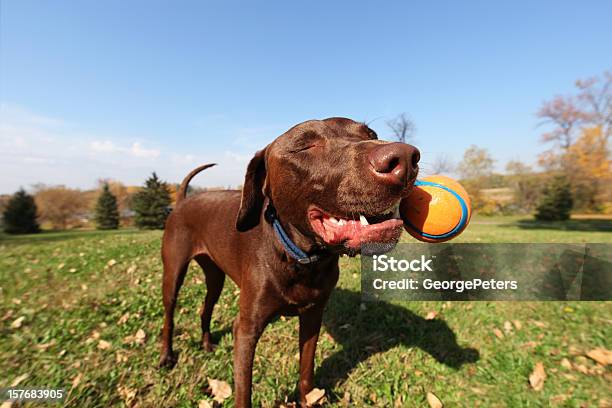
[1,216,611,407]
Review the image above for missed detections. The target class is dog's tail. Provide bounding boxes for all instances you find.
[176,163,217,206]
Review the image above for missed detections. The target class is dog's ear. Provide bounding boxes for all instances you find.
[236,147,268,232]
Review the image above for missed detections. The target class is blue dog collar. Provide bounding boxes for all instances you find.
[264,204,320,264]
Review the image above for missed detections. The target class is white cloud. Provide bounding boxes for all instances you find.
[0,104,250,193]
[90,140,118,153]
[130,142,160,158]
[89,140,160,158]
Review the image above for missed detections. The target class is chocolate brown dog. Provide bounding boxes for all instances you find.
[159,117,419,407]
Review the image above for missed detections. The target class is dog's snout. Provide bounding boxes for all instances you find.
[368,143,420,186]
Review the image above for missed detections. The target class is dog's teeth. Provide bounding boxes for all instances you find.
[393,206,401,219]
[329,217,339,224]
[359,214,369,225]
[338,219,346,226]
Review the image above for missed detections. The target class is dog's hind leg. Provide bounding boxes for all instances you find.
[159,240,191,369]
[194,254,226,352]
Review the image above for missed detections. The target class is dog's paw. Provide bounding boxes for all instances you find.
[201,332,219,352]
[202,338,218,353]
[158,351,178,369]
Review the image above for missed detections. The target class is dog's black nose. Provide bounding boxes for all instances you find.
[368,142,420,186]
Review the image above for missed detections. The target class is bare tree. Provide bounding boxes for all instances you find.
[431,153,455,174]
[576,70,612,140]
[386,113,416,143]
[537,95,586,150]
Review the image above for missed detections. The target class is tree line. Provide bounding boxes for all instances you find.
[2,173,174,234]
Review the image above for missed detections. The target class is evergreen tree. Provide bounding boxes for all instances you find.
[132,172,171,229]
[535,176,573,221]
[2,189,40,234]
[94,183,120,230]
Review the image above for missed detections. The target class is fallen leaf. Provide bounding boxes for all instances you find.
[425,311,438,320]
[107,259,117,267]
[512,320,522,330]
[586,348,612,366]
[550,394,568,404]
[135,329,146,344]
[10,316,25,329]
[208,378,232,403]
[71,373,83,389]
[342,391,351,406]
[118,313,130,325]
[493,328,504,339]
[306,388,326,406]
[117,385,137,404]
[503,321,513,333]
[36,339,57,351]
[97,340,111,350]
[574,364,588,374]
[426,392,443,408]
[529,362,546,391]
[198,400,213,408]
[560,358,572,370]
[1,401,13,408]
[599,398,611,408]
[11,373,29,387]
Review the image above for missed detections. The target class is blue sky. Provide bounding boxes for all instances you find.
[1,0,611,193]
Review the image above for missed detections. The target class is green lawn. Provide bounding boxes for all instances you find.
[1,216,611,407]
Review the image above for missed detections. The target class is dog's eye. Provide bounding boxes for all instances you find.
[288,144,317,153]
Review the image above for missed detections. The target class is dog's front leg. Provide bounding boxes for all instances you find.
[233,298,275,408]
[298,303,325,406]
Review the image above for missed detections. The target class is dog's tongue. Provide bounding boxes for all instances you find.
[310,216,404,250]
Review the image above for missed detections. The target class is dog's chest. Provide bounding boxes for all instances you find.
[278,263,339,309]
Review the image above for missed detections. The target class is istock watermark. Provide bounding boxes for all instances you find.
[361,243,612,301]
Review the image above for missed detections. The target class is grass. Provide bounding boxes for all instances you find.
[1,215,611,407]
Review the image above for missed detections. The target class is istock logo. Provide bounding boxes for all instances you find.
[372,254,434,272]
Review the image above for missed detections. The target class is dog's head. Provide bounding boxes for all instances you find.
[236,117,419,254]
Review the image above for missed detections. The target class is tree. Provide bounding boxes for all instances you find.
[535,176,573,221]
[132,172,171,229]
[430,154,454,174]
[34,185,89,229]
[565,126,611,210]
[576,70,612,141]
[94,183,120,230]
[96,179,132,213]
[537,95,586,150]
[2,189,40,234]
[457,145,495,181]
[386,113,416,143]
[505,160,540,212]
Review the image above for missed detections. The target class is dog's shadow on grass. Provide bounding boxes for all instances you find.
[317,288,479,390]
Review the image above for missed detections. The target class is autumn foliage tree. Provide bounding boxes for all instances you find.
[34,185,89,229]
[537,70,612,212]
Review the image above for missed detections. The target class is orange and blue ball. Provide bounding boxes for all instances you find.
[400,175,471,243]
